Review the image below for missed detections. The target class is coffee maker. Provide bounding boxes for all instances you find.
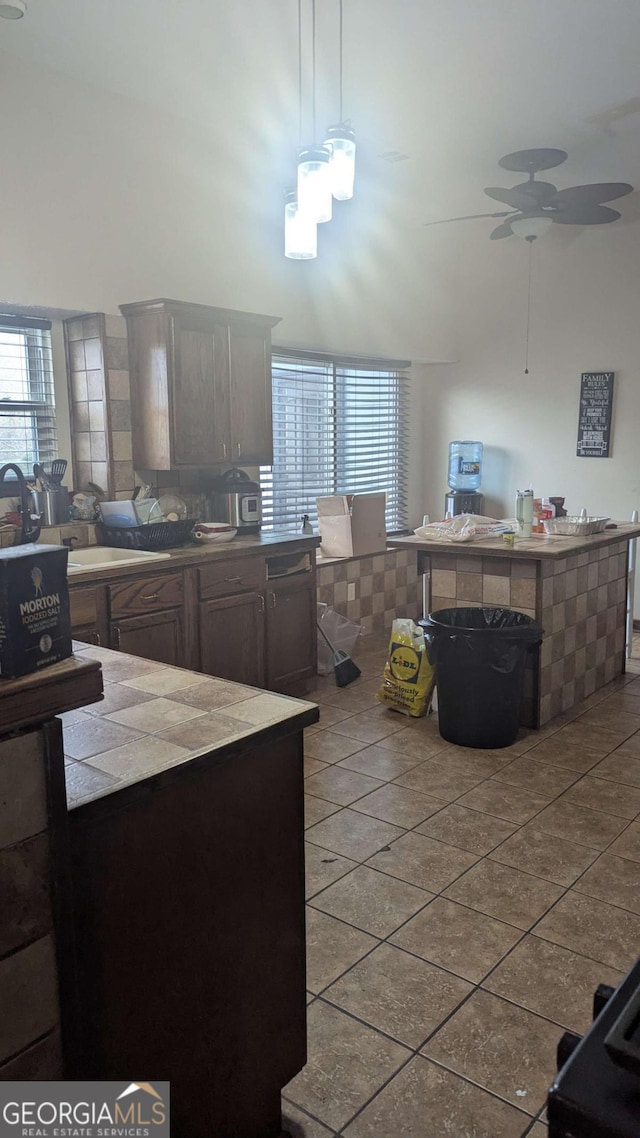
[206,468,262,533]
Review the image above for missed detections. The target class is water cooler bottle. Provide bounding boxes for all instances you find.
[445,440,484,516]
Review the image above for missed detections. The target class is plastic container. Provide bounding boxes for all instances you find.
[421,607,543,748]
[317,603,362,676]
[448,441,483,490]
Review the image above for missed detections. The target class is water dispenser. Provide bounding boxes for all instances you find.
[445,440,484,516]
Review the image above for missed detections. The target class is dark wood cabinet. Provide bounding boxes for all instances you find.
[111,608,185,667]
[120,298,280,469]
[199,593,266,687]
[266,573,317,693]
[69,584,108,648]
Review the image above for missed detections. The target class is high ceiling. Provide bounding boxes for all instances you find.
[3,0,640,237]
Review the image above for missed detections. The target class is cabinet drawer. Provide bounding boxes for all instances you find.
[70,586,100,629]
[109,572,184,617]
[198,556,265,600]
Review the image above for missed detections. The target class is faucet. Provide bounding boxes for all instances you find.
[0,463,41,544]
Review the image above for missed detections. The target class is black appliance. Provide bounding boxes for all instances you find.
[548,956,640,1137]
[444,489,485,517]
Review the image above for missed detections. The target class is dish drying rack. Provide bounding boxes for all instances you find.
[95,519,196,551]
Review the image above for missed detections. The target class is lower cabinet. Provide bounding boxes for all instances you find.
[199,592,266,687]
[266,575,317,692]
[111,609,186,668]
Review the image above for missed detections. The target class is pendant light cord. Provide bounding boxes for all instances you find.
[297,0,302,147]
[311,0,316,142]
[524,236,534,375]
[339,0,343,122]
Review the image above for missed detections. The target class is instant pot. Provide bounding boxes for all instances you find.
[206,468,262,533]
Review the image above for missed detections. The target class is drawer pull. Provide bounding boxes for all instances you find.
[236,442,241,457]
[225,576,243,584]
[141,593,160,601]
[114,626,121,649]
[95,633,101,646]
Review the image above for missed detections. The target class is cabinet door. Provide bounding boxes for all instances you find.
[172,319,230,465]
[265,576,316,693]
[228,322,272,465]
[111,609,185,668]
[200,593,265,687]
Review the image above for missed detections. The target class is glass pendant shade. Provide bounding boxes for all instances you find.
[297,146,333,223]
[324,123,356,200]
[510,215,553,239]
[284,194,317,259]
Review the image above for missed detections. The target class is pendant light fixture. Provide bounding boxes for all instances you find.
[296,0,332,224]
[284,191,318,259]
[323,0,356,200]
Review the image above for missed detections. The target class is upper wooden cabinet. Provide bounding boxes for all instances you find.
[120,298,281,470]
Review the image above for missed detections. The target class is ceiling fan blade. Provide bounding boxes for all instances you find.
[485,186,540,210]
[424,210,514,227]
[512,179,558,206]
[490,221,514,240]
[552,182,633,208]
[552,205,622,225]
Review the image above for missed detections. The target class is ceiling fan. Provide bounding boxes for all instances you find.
[427,148,633,239]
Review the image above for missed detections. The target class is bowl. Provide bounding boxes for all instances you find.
[192,523,238,544]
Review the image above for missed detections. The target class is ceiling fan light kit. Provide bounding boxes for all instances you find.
[284,0,356,259]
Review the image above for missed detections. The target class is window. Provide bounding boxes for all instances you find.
[261,350,409,532]
[0,315,57,474]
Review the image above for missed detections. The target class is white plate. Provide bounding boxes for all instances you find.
[192,527,237,544]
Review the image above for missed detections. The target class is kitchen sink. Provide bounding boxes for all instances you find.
[67,547,172,574]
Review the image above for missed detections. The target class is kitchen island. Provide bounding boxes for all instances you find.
[389,522,640,726]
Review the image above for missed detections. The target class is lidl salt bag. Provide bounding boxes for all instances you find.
[376,618,435,717]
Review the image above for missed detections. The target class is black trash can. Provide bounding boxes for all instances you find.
[421,607,543,749]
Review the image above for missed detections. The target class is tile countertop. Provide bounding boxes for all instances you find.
[64,642,318,812]
[388,521,640,561]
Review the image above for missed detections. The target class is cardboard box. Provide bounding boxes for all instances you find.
[316,493,387,558]
[0,544,72,679]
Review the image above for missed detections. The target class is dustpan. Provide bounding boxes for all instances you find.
[316,621,361,687]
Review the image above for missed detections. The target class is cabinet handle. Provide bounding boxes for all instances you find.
[225,576,243,584]
[223,443,227,459]
[236,442,241,457]
[259,595,265,613]
[269,592,277,608]
[141,593,160,601]
[114,626,121,649]
[95,632,101,646]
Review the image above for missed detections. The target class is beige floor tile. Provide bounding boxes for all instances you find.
[483,935,624,1033]
[491,756,579,797]
[305,909,378,994]
[529,1124,548,1137]
[304,756,329,778]
[367,831,479,892]
[313,689,377,714]
[392,759,486,803]
[532,799,628,849]
[309,865,433,938]
[304,767,384,806]
[305,809,405,861]
[283,1001,409,1132]
[444,860,563,930]
[342,1056,528,1138]
[305,796,342,829]
[559,775,640,819]
[316,704,357,727]
[488,827,598,886]
[305,843,358,900]
[375,727,451,762]
[544,722,622,759]
[524,737,603,773]
[351,783,443,828]
[85,735,189,779]
[415,804,516,854]
[575,706,640,740]
[325,943,471,1048]
[62,717,144,760]
[423,989,561,1115]
[593,690,640,716]
[591,751,640,788]
[390,897,521,983]
[281,1102,335,1138]
[456,780,552,824]
[608,821,640,862]
[573,852,640,913]
[535,891,640,971]
[613,732,640,758]
[337,744,422,781]
[326,713,405,746]
[304,733,368,763]
[435,744,524,778]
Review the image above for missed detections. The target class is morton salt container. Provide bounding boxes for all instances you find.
[0,544,72,678]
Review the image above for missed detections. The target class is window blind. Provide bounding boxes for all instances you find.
[261,351,409,532]
[0,316,57,475]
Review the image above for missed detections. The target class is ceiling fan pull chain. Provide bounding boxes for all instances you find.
[523,237,532,375]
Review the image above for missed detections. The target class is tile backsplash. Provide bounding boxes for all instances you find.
[317,549,420,636]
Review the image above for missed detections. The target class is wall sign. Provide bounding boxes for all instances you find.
[576,371,615,458]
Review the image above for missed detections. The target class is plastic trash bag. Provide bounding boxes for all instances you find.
[414,514,513,543]
[376,618,436,717]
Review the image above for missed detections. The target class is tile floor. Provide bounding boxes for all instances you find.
[282,632,640,1138]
